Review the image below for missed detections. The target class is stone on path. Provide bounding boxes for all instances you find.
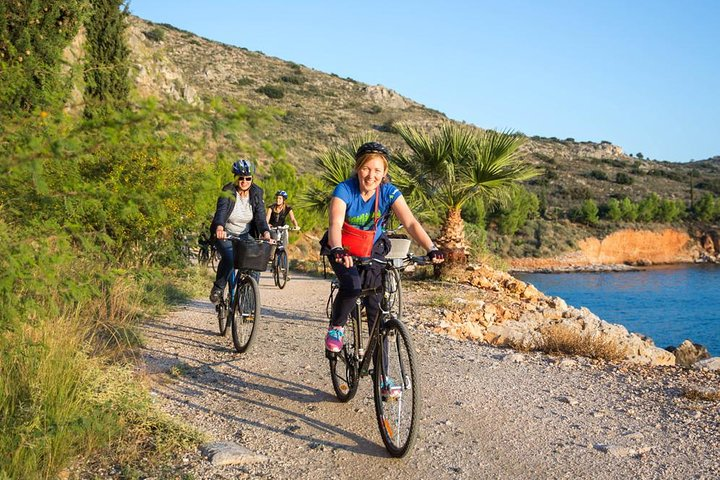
[201,441,269,466]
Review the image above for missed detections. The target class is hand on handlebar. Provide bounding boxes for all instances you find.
[428,249,445,264]
[330,247,353,268]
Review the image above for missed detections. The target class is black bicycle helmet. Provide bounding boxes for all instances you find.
[355,141,389,159]
[275,190,288,199]
[231,158,253,176]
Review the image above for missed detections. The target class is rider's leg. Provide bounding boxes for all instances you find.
[328,257,362,328]
[213,238,235,292]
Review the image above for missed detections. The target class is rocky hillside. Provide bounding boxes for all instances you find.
[121,16,720,208]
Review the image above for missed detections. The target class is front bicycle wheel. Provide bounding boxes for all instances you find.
[272,253,280,288]
[372,318,420,458]
[217,289,230,336]
[276,250,288,289]
[232,275,260,353]
[384,268,402,320]
[329,305,360,402]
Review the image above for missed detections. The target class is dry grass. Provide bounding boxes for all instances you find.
[682,387,720,402]
[536,323,629,362]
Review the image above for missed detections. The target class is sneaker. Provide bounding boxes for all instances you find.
[209,286,223,304]
[325,327,344,352]
[380,377,403,400]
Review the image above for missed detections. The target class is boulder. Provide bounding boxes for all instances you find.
[672,340,711,367]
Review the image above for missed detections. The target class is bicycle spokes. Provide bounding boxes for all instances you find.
[373,319,420,457]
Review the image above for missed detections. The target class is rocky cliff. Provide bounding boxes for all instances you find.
[509,227,719,271]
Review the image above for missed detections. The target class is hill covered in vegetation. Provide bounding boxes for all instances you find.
[118,16,720,260]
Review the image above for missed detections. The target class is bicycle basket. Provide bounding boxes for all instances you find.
[233,239,275,271]
[386,238,411,259]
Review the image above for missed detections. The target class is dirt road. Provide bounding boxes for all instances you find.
[140,271,720,479]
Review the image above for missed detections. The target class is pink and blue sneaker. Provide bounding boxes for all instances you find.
[325,326,344,352]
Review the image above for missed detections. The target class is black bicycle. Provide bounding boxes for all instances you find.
[215,235,273,353]
[269,225,299,289]
[325,253,427,457]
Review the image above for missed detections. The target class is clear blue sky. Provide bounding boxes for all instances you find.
[128,0,720,163]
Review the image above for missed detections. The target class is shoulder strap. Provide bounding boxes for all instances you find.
[372,186,380,231]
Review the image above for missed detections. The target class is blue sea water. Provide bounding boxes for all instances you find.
[515,264,720,357]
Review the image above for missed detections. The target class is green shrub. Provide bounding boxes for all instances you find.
[588,169,609,181]
[280,74,305,85]
[234,76,254,86]
[256,85,285,99]
[615,172,634,185]
[143,28,165,42]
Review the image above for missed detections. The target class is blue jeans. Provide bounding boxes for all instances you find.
[214,234,259,291]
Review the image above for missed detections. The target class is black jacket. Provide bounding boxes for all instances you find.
[211,182,269,239]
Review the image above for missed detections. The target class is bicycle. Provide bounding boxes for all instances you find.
[215,234,274,353]
[269,225,300,289]
[325,253,428,457]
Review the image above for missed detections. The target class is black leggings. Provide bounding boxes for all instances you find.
[327,239,388,331]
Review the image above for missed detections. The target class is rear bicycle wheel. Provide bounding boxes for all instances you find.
[372,318,420,457]
[232,275,260,353]
[329,306,360,402]
[211,248,220,272]
[276,250,288,289]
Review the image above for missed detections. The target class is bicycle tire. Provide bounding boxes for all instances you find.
[384,268,402,320]
[199,248,210,267]
[231,275,260,353]
[329,304,360,402]
[272,253,280,288]
[276,250,288,289]
[217,289,229,337]
[211,248,220,273]
[372,318,421,458]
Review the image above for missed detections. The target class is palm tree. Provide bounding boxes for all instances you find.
[393,122,540,266]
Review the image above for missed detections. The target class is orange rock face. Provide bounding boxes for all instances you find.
[511,228,697,270]
[577,229,693,264]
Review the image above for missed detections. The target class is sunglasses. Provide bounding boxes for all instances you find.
[237,176,253,182]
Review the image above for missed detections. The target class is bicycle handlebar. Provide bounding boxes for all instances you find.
[353,253,429,268]
[224,234,275,244]
[270,225,300,231]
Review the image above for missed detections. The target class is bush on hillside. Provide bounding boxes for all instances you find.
[256,85,284,99]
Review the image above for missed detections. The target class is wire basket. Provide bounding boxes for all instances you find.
[233,240,275,271]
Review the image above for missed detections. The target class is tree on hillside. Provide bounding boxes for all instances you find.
[0,0,86,114]
[84,0,130,118]
[392,123,539,266]
[487,186,539,235]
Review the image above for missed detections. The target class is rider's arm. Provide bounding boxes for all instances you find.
[266,207,272,224]
[288,209,300,229]
[391,196,436,253]
[328,197,352,267]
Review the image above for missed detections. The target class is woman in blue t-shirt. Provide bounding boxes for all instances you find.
[321,141,444,357]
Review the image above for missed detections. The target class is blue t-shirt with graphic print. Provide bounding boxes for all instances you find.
[332,177,402,244]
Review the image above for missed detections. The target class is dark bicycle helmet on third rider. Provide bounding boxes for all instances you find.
[355,141,389,159]
[275,190,288,199]
[232,159,253,176]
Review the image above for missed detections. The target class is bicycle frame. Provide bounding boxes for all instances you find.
[333,255,418,377]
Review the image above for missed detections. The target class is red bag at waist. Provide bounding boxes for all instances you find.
[341,222,375,257]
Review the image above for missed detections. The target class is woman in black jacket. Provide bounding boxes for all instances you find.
[209,159,271,303]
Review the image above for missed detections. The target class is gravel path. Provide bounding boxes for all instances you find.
[140,272,720,479]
